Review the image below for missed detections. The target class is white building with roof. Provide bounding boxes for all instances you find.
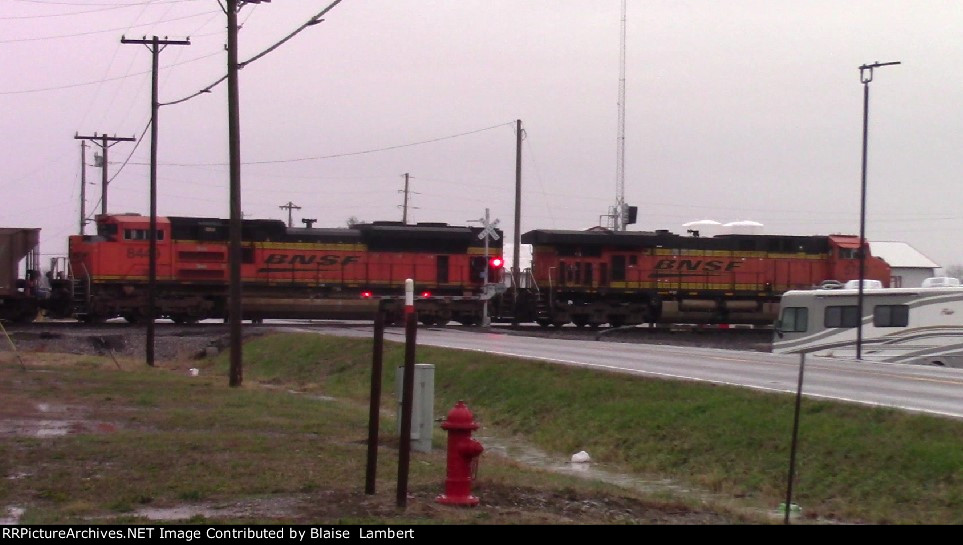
[870,241,940,288]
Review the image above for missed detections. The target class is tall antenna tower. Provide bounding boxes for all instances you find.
[613,0,627,231]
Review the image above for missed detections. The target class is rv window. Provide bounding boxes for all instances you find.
[825,305,859,328]
[779,307,808,333]
[873,305,909,327]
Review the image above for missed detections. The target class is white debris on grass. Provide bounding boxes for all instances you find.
[571,450,591,463]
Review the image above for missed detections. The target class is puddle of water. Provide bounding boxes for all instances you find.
[135,506,222,521]
[0,506,25,525]
[477,435,767,518]
[0,419,71,438]
[132,496,304,522]
[0,419,119,438]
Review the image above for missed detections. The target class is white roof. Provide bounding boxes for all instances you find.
[871,241,940,269]
[682,219,721,227]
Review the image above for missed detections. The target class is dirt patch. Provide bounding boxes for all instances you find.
[109,485,736,525]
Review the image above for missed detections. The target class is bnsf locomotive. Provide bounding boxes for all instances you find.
[46,214,503,325]
[508,228,891,327]
[5,215,893,328]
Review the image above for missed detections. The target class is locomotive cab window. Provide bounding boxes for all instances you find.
[778,307,808,333]
[123,229,164,241]
[825,305,859,328]
[97,223,118,240]
[873,305,909,327]
[839,248,857,259]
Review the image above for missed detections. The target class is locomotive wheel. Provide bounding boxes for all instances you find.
[536,319,551,328]
[572,316,588,328]
[122,313,141,324]
[608,316,625,328]
[170,314,199,325]
[420,316,437,326]
[383,313,401,326]
[15,308,39,324]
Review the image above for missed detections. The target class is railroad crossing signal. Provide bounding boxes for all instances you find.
[477,208,500,241]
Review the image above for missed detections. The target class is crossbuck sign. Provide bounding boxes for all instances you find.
[477,208,500,242]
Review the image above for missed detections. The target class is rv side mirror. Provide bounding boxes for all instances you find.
[773,320,784,339]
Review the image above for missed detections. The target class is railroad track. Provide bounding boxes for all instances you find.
[3,319,774,352]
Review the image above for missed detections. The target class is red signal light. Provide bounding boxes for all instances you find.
[361,291,373,298]
[421,291,432,298]
[489,256,504,268]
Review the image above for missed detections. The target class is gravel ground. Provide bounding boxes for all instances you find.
[1,321,773,362]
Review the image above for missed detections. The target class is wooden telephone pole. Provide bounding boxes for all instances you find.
[74,133,136,216]
[279,201,301,227]
[122,35,190,368]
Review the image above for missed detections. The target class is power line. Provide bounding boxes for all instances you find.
[135,122,517,166]
[1,4,133,19]
[162,0,345,106]
[12,0,194,5]
[1,50,224,95]
[0,9,218,43]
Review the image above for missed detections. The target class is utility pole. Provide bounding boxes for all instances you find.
[74,133,136,215]
[279,201,301,228]
[399,173,417,224]
[79,141,87,235]
[226,0,270,387]
[122,34,191,368]
[512,119,523,328]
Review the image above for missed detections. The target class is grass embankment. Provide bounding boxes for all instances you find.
[0,339,737,525]
[3,332,963,524]
[238,333,963,524]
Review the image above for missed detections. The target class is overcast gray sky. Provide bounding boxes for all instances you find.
[3,0,962,269]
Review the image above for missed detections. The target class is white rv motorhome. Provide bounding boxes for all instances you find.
[772,285,963,367]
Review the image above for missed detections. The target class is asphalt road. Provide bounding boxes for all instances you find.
[301,323,963,420]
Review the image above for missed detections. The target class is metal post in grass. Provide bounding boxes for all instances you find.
[365,307,386,495]
[784,352,806,524]
[397,279,417,508]
[0,321,26,371]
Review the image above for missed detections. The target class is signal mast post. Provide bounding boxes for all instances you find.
[471,209,500,328]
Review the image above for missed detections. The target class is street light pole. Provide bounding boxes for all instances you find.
[856,61,899,360]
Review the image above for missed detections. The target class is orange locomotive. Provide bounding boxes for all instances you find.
[515,228,892,327]
[60,214,503,325]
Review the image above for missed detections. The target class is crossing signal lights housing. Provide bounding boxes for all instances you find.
[489,256,504,268]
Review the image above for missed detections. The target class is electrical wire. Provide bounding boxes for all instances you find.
[82,119,152,222]
[1,50,226,96]
[0,10,219,43]
[162,0,344,106]
[125,121,516,166]
[1,4,133,19]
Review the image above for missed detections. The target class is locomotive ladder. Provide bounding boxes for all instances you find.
[70,263,92,319]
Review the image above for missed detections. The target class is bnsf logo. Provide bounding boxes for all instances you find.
[653,259,743,272]
[264,254,359,266]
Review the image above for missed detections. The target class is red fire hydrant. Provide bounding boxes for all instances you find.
[436,400,484,506]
